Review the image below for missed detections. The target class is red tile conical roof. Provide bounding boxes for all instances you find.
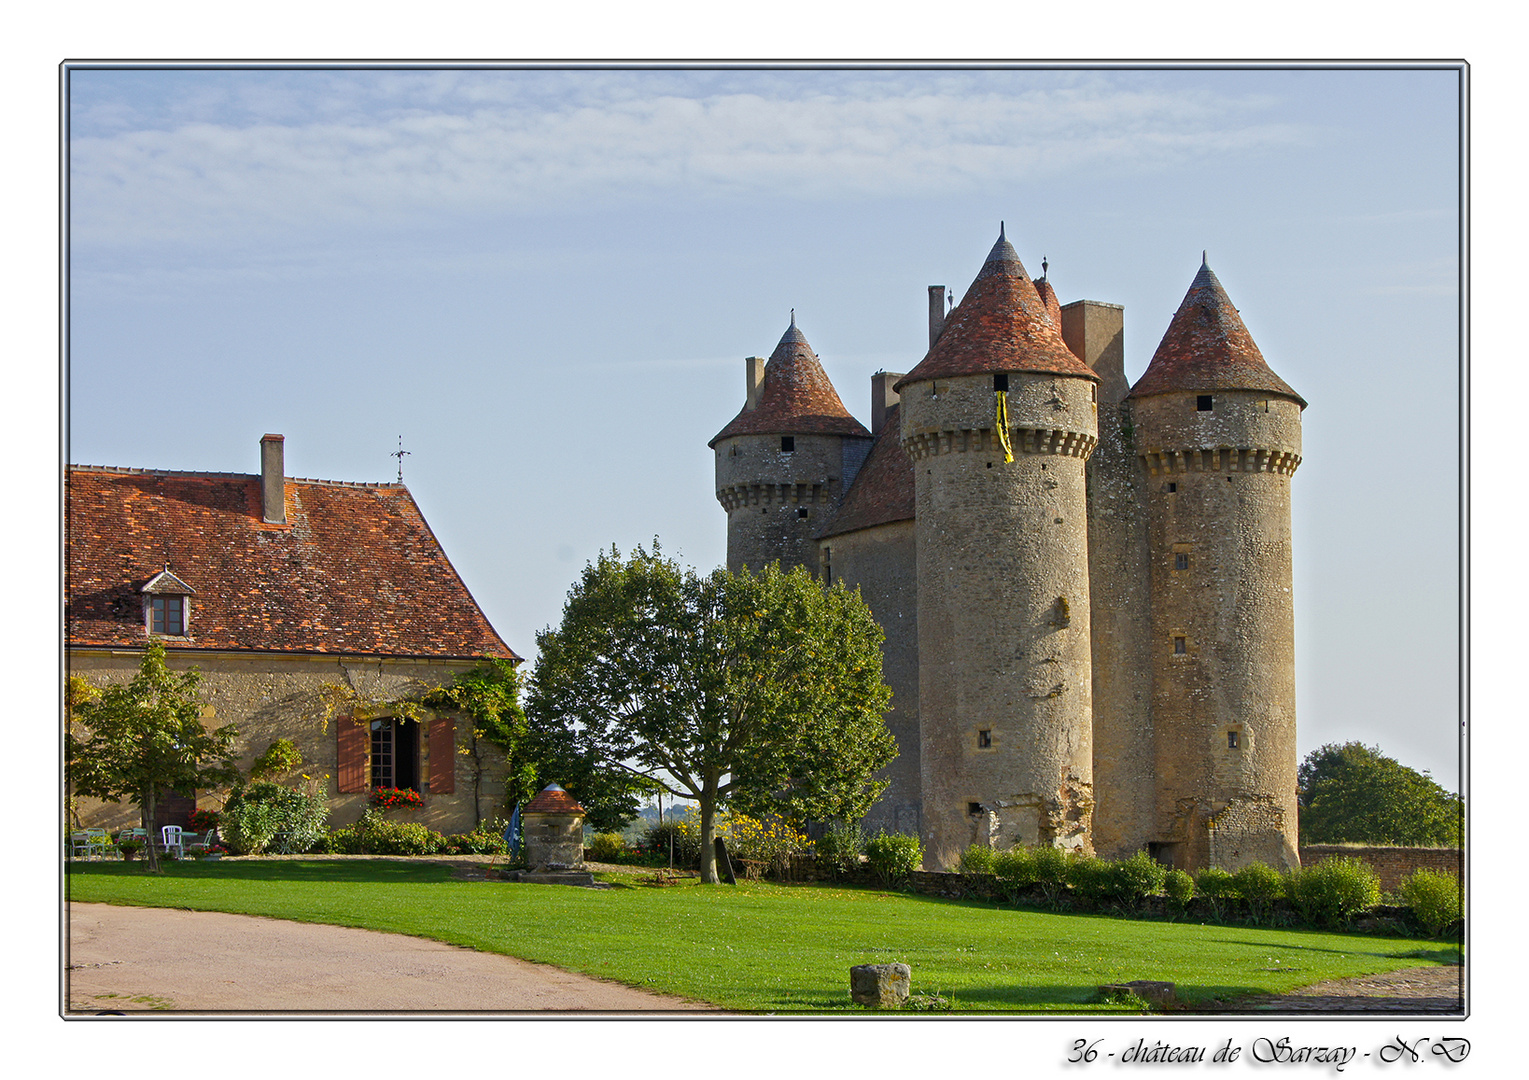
[1129,260,1305,407]
[895,227,1097,391]
[710,319,871,447]
[523,784,586,814]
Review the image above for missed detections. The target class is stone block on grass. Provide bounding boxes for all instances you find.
[851,963,911,1008]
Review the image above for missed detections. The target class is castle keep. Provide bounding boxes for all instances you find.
[710,227,1305,873]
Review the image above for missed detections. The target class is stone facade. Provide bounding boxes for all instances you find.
[712,231,1305,874]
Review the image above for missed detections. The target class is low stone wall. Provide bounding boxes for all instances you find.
[1299,846,1461,893]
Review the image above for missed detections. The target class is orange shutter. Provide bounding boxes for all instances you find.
[429,718,456,794]
[337,720,368,793]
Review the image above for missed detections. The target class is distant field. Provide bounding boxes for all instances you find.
[66,860,1457,1013]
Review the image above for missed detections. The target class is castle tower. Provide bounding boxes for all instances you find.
[895,227,1100,870]
[711,318,872,575]
[1128,258,1305,872]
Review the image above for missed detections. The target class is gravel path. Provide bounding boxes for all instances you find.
[67,903,719,1014]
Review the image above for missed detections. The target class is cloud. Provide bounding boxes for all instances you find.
[69,70,1309,246]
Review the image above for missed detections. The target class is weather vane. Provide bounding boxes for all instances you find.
[391,436,411,483]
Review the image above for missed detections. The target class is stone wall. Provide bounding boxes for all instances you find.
[826,519,920,838]
[1300,846,1462,893]
[68,648,506,835]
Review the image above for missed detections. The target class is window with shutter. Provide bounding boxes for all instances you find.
[337,720,368,793]
[429,718,456,794]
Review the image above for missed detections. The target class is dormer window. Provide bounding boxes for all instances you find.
[140,567,194,638]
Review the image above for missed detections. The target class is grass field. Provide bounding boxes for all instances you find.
[66,860,1458,1013]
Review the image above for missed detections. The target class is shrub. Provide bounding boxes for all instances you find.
[440,820,509,856]
[641,816,701,867]
[815,821,866,880]
[1288,857,1380,928]
[1107,851,1168,902]
[1066,856,1110,900]
[1195,866,1237,898]
[865,831,922,887]
[1164,869,1196,904]
[1233,861,1286,922]
[325,811,442,856]
[958,844,996,875]
[589,832,629,863]
[992,847,1038,900]
[1399,868,1461,938]
[222,781,328,855]
[726,814,809,879]
[1032,845,1071,901]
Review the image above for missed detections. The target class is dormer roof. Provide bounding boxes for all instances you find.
[67,465,517,660]
[1129,259,1306,407]
[140,568,195,595]
[895,226,1097,391]
[709,319,871,447]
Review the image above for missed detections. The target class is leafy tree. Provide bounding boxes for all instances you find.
[527,544,896,883]
[1297,742,1462,847]
[66,643,240,871]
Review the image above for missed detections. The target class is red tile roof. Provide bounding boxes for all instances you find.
[523,784,585,814]
[817,405,915,539]
[1033,277,1063,328]
[710,320,871,447]
[67,466,518,660]
[895,229,1098,391]
[1129,261,1306,407]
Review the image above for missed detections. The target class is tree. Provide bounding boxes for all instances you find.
[66,643,240,871]
[527,544,896,882]
[1297,742,1462,847]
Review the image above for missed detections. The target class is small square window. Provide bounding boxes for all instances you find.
[1167,482,1177,493]
[781,436,795,453]
[977,729,992,748]
[1228,731,1240,749]
[1174,553,1189,571]
[967,802,984,817]
[797,507,809,519]
[1173,636,1187,655]
[1197,395,1213,412]
[993,373,1009,392]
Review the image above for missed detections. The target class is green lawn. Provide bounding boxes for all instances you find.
[67,861,1458,1013]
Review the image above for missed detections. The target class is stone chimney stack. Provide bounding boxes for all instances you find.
[928,285,947,350]
[744,356,766,411]
[260,434,286,525]
[871,371,903,435]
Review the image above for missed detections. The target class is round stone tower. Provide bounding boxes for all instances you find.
[1128,258,1305,872]
[711,318,872,575]
[895,226,1100,870]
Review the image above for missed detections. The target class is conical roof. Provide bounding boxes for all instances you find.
[1129,259,1305,407]
[894,226,1097,392]
[1033,276,1062,328]
[710,318,872,447]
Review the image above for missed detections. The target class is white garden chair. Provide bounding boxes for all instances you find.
[160,825,186,858]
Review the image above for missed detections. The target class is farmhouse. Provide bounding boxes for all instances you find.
[67,434,518,834]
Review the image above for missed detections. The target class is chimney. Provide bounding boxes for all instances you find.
[928,285,947,350]
[260,434,286,525]
[871,372,903,435]
[744,356,766,411]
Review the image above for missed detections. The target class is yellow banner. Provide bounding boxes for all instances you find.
[996,389,1014,463]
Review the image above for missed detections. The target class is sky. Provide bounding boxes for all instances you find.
[64,63,1463,787]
